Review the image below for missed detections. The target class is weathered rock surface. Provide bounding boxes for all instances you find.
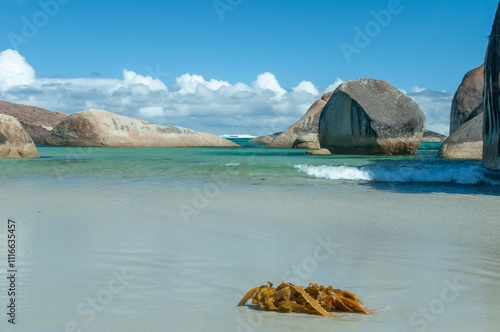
[318,79,426,155]
[0,114,38,158]
[45,109,240,147]
[249,132,282,144]
[266,92,332,148]
[306,148,332,155]
[449,65,484,135]
[293,133,320,149]
[437,113,483,159]
[484,2,500,170]
[0,101,67,144]
[422,130,447,143]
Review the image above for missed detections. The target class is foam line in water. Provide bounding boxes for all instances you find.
[294,164,500,185]
[220,134,256,139]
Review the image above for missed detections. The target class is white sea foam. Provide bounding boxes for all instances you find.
[220,134,256,139]
[224,163,240,166]
[294,164,500,185]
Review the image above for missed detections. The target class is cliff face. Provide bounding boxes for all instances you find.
[484,2,500,170]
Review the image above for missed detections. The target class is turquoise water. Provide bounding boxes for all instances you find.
[1,141,499,195]
[1,140,500,332]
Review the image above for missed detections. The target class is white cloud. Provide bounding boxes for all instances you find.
[412,86,427,93]
[324,78,344,94]
[0,49,452,136]
[138,107,165,118]
[175,73,231,94]
[407,89,453,136]
[252,72,287,99]
[123,69,167,91]
[0,49,35,90]
[292,81,319,95]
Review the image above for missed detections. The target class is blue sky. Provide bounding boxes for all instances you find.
[0,0,498,135]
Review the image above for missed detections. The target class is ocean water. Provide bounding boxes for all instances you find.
[1,141,499,193]
[1,140,500,332]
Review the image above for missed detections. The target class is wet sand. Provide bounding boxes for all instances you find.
[1,182,499,331]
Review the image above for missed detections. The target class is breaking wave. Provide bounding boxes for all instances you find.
[294,164,500,185]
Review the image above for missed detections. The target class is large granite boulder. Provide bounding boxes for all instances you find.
[292,133,320,149]
[45,109,239,147]
[422,130,447,143]
[266,92,332,148]
[249,132,282,144]
[318,79,426,155]
[449,65,484,135]
[0,101,67,144]
[306,148,331,155]
[437,113,483,159]
[0,114,38,158]
[484,2,500,170]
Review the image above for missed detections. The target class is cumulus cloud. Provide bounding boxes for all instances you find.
[324,78,344,94]
[175,73,232,95]
[123,69,167,91]
[292,81,319,95]
[407,88,453,136]
[252,72,287,100]
[0,49,35,90]
[0,49,451,136]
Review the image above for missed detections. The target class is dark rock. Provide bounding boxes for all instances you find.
[449,65,484,135]
[318,79,426,155]
[484,2,500,170]
[437,113,483,159]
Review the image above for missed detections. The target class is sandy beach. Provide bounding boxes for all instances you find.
[1,180,499,332]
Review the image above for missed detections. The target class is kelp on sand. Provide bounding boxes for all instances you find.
[238,282,370,317]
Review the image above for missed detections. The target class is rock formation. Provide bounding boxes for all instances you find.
[484,2,500,170]
[0,114,38,158]
[292,133,320,149]
[306,148,332,155]
[449,65,484,135]
[249,132,282,144]
[45,109,239,147]
[318,79,426,155]
[422,130,447,143]
[266,92,332,148]
[0,101,67,144]
[437,113,483,159]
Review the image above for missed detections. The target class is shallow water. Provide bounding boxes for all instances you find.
[0,142,499,331]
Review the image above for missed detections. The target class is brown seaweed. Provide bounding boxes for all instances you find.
[238,282,370,317]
